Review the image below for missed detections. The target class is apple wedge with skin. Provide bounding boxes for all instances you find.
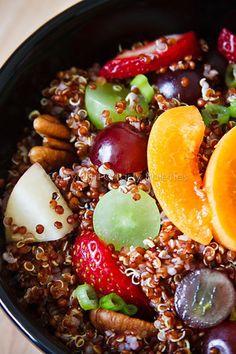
[4,163,75,242]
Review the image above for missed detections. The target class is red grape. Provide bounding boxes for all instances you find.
[174,269,235,328]
[90,122,148,174]
[154,69,202,104]
[202,321,236,354]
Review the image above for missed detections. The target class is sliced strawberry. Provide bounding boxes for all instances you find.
[218,28,236,63]
[72,230,150,310]
[99,31,201,79]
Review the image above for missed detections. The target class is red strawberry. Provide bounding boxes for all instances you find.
[99,31,201,79]
[218,28,236,63]
[72,230,150,310]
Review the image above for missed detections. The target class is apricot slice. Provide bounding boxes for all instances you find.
[204,126,236,251]
[148,106,212,244]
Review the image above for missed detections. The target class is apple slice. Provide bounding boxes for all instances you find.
[4,163,75,242]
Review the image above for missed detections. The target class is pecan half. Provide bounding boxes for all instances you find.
[29,146,75,172]
[89,309,156,338]
[33,114,70,140]
[37,114,60,124]
[43,137,74,152]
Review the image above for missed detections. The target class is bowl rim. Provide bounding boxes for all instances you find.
[0,0,114,353]
[0,0,111,91]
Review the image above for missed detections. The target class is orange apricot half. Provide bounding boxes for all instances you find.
[148,106,212,245]
[204,126,236,251]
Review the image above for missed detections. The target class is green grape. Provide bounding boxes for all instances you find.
[93,189,160,250]
[85,82,149,129]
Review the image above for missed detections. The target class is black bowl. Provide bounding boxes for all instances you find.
[1,0,236,353]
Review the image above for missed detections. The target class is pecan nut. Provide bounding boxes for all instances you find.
[36,114,60,124]
[89,309,156,338]
[43,137,74,152]
[33,114,70,140]
[29,146,75,172]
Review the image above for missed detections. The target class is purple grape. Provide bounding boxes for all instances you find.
[202,321,236,354]
[204,47,228,81]
[155,69,202,104]
[174,269,235,329]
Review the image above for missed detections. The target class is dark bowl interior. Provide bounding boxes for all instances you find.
[1,0,236,353]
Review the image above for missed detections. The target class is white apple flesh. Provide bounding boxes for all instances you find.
[4,163,75,242]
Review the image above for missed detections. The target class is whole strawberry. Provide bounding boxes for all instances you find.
[72,230,150,310]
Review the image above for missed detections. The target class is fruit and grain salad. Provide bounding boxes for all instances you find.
[1,28,236,353]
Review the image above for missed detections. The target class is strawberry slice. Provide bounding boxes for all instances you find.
[72,230,150,310]
[218,28,236,63]
[99,31,201,79]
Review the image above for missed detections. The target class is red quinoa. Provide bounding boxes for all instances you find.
[1,45,236,354]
